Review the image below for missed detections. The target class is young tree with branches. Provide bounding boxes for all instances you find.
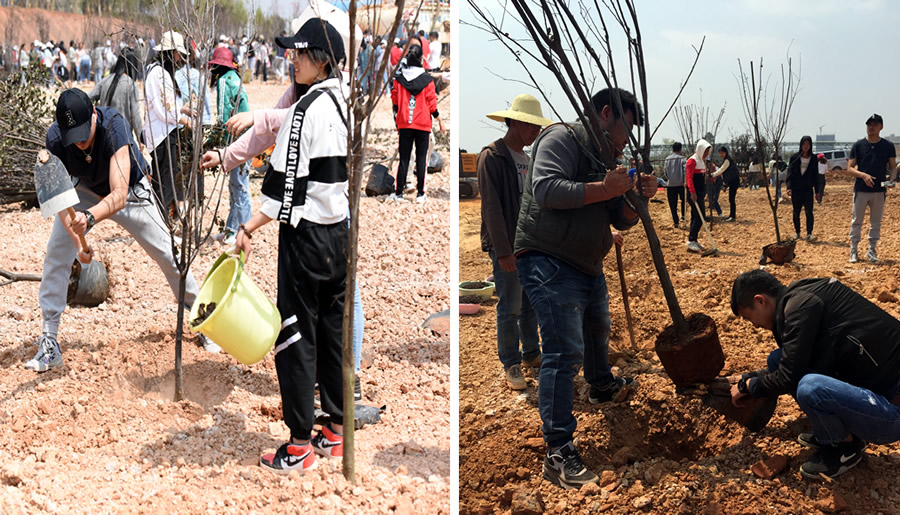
[736,53,801,254]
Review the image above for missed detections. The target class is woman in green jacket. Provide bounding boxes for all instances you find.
[209,47,250,245]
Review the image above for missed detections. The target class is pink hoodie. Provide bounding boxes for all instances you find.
[221,85,297,171]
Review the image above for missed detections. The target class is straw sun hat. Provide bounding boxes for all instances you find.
[486,94,553,127]
[154,30,188,55]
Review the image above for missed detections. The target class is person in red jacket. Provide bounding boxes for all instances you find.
[389,37,403,68]
[390,44,444,203]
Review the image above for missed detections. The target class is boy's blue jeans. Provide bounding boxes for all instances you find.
[767,348,900,445]
[518,252,615,448]
[225,163,252,234]
[489,250,540,368]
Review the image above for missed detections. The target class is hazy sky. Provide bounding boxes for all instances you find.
[459,0,900,152]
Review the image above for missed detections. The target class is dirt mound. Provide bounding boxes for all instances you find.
[459,186,900,514]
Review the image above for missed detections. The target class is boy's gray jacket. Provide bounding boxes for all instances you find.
[663,153,686,187]
[514,122,638,277]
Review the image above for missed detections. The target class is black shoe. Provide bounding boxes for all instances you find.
[799,435,866,480]
[542,441,599,489]
[798,432,823,449]
[588,376,635,404]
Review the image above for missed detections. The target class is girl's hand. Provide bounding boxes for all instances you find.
[225,112,254,137]
[235,227,252,260]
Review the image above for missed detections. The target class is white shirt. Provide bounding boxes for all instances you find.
[800,156,810,175]
[818,162,827,175]
[142,64,184,149]
[428,40,442,70]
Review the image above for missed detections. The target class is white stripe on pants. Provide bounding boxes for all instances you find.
[39,178,199,338]
[849,190,886,249]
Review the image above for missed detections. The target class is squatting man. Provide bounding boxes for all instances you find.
[729,269,900,480]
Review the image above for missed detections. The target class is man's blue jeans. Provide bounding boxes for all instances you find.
[489,250,539,368]
[225,163,252,234]
[518,252,614,448]
[767,348,900,445]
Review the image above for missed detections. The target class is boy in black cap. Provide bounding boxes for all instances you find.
[27,88,216,372]
[847,113,897,263]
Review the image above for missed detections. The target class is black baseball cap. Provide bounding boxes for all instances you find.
[55,88,93,146]
[275,19,345,63]
[866,113,884,125]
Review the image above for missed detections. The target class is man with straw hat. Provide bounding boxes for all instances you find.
[478,94,552,391]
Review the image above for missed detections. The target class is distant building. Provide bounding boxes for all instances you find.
[885,133,900,144]
[815,133,836,152]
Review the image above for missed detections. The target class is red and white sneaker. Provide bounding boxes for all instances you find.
[259,442,317,474]
[311,425,343,459]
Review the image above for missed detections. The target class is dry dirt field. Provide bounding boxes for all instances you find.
[460,180,900,514]
[0,81,451,513]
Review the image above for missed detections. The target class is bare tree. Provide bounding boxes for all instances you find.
[467,0,703,335]
[4,7,19,73]
[736,53,801,248]
[343,0,421,484]
[122,1,230,401]
[673,97,725,148]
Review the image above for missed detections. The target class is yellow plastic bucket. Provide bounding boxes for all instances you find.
[189,251,280,364]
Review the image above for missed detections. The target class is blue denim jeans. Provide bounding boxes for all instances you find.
[517,252,614,448]
[225,162,252,234]
[768,349,900,445]
[489,249,540,368]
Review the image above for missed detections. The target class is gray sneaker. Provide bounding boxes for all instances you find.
[849,249,859,263]
[505,364,527,390]
[543,441,599,489]
[24,335,62,372]
[866,248,878,263]
[199,335,222,354]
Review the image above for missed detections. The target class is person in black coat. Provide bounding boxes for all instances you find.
[729,270,900,480]
[786,135,818,240]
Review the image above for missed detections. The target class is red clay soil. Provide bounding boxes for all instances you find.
[0,82,450,513]
[460,185,900,514]
[0,7,154,47]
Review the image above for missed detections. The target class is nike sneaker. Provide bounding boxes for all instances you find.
[542,441,599,489]
[259,441,317,474]
[311,425,343,459]
[799,435,866,480]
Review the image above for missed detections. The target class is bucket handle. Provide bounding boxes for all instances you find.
[231,250,246,293]
[202,250,246,292]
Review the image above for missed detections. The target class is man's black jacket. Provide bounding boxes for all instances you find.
[749,278,900,398]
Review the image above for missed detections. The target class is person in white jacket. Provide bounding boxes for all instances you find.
[141,31,195,221]
[234,18,349,477]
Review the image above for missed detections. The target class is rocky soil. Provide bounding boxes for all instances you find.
[0,81,450,513]
[460,183,900,514]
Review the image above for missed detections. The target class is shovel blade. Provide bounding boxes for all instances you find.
[35,151,78,219]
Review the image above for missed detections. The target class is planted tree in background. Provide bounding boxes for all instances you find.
[736,53,801,263]
[673,97,725,149]
[343,0,430,483]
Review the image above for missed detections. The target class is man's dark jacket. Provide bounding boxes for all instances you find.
[478,138,522,257]
[749,278,900,398]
